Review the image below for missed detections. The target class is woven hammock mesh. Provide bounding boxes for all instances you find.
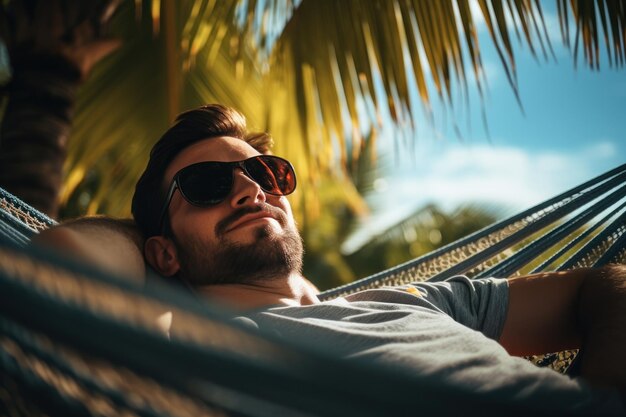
[0,171,625,414]
[0,195,52,232]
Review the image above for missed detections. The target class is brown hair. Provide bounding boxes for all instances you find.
[131,104,273,238]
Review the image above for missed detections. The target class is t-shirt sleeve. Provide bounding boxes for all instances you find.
[410,276,509,339]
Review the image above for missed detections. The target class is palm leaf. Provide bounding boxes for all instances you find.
[59,0,626,223]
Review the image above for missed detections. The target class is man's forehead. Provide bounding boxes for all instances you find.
[164,136,260,182]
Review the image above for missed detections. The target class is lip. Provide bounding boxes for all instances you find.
[225,212,277,232]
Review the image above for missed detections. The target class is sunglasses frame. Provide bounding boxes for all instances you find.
[157,155,296,233]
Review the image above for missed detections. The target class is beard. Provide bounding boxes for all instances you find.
[171,204,304,286]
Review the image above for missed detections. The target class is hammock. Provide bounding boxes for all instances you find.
[1,164,625,416]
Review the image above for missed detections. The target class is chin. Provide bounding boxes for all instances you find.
[225,224,277,245]
[253,224,281,240]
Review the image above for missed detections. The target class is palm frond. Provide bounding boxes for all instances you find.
[564,0,626,69]
[225,0,554,163]
[60,0,626,223]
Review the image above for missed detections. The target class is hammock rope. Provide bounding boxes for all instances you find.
[530,200,626,273]
[320,163,626,298]
[476,184,626,278]
[0,163,625,416]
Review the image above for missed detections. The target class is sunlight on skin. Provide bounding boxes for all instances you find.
[146,136,320,311]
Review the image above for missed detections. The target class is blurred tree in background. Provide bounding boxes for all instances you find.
[1,0,625,288]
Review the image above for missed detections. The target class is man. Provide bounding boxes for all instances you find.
[131,104,625,414]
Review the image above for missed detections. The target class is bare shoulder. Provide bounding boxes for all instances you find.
[31,216,146,282]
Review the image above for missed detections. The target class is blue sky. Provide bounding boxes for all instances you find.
[343,2,625,253]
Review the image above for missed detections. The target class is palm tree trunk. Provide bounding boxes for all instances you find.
[0,0,122,218]
[0,53,81,218]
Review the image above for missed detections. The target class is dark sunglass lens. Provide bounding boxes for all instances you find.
[247,156,296,195]
[179,163,232,205]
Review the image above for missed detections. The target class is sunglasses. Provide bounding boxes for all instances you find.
[157,155,297,232]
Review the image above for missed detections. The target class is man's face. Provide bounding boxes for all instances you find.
[161,136,303,285]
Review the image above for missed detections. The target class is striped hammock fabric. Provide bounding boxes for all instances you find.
[0,163,625,416]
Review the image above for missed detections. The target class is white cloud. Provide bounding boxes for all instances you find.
[391,145,553,209]
[584,141,617,159]
[399,142,617,209]
[342,140,621,253]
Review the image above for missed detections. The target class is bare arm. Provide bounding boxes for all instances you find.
[31,218,173,337]
[577,265,626,394]
[31,218,146,281]
[499,265,626,395]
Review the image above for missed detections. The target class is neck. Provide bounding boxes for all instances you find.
[194,273,320,310]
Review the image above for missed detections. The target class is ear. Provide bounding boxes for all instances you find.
[144,236,180,277]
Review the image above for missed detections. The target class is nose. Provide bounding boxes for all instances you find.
[228,168,267,207]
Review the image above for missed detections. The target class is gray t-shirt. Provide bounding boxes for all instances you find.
[246,276,624,415]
